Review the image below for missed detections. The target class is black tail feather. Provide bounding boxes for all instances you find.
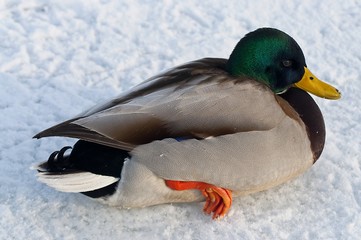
[38,140,130,198]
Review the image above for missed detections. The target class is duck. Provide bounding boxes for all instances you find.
[34,27,341,220]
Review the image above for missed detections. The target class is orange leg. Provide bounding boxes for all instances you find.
[165,180,232,219]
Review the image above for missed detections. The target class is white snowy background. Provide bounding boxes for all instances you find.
[1,0,360,239]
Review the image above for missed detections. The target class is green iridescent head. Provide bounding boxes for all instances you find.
[226,28,340,99]
[226,28,306,93]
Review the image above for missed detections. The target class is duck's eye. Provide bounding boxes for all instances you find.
[282,60,293,68]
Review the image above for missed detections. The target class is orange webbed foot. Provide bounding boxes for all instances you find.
[165,180,232,219]
[202,187,232,219]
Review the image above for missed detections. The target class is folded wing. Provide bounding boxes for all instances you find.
[34,58,286,151]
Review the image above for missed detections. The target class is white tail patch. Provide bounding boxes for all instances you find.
[37,171,119,193]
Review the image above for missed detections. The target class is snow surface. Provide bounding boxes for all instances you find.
[1,0,360,239]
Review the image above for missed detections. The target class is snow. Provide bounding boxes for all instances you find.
[0,0,360,239]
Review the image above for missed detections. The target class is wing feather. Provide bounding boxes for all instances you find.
[34,58,285,150]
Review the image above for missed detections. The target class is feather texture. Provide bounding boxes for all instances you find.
[34,58,286,150]
[34,58,319,207]
[36,171,119,193]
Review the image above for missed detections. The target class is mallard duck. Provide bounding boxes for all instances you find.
[34,28,341,219]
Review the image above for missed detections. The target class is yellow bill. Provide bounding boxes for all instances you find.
[294,67,341,100]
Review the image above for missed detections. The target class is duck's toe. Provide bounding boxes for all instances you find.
[202,187,232,219]
[165,180,232,219]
